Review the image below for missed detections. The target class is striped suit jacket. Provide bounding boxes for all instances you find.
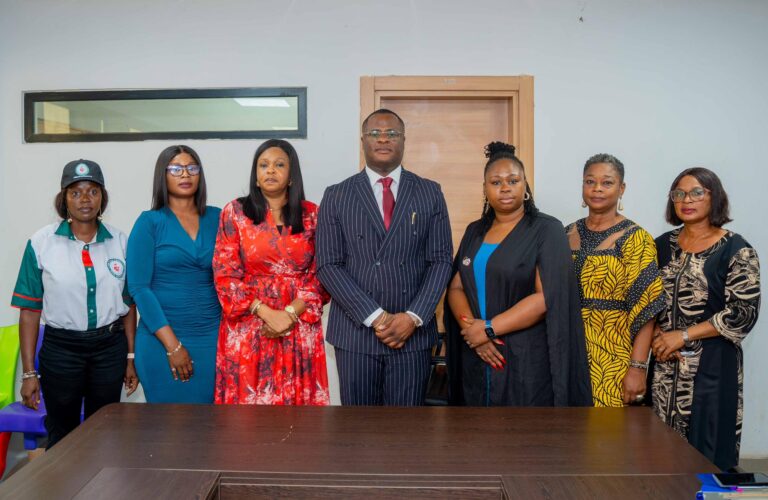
[316,169,453,354]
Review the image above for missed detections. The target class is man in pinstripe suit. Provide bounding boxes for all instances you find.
[316,109,453,406]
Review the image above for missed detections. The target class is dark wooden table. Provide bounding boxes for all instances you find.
[0,404,716,499]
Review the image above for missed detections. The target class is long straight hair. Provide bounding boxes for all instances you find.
[238,139,306,234]
[151,145,207,215]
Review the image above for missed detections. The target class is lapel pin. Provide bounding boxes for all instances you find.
[462,257,471,266]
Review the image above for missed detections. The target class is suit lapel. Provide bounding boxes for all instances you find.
[353,171,386,238]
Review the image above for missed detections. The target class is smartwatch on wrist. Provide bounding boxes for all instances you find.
[484,320,497,340]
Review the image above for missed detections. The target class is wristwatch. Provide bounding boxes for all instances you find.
[250,299,263,315]
[484,320,497,340]
[681,328,694,349]
[285,305,299,321]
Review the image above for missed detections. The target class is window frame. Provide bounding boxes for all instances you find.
[23,87,307,142]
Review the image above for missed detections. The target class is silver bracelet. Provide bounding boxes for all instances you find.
[629,359,649,371]
[166,342,183,357]
[21,370,39,380]
[127,352,135,360]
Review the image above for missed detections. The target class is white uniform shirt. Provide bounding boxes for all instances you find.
[11,221,131,330]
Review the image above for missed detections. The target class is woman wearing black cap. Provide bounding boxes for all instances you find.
[10,159,138,449]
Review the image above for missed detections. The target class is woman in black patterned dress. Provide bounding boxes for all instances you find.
[651,167,760,471]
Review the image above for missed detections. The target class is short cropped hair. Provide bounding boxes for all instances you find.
[583,153,625,182]
[361,108,405,132]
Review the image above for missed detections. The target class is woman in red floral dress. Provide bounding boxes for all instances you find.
[213,140,329,405]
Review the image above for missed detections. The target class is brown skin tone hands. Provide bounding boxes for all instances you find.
[19,309,42,410]
[122,305,139,395]
[652,321,719,362]
[622,320,653,404]
[451,269,546,370]
[154,326,194,381]
[252,298,307,338]
[373,312,417,349]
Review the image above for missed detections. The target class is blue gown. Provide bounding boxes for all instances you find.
[127,206,221,403]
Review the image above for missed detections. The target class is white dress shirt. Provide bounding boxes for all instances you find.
[364,165,401,217]
[11,221,131,331]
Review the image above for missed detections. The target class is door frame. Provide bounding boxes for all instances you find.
[359,75,535,189]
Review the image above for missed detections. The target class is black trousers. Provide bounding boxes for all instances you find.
[38,322,127,449]
[335,347,431,406]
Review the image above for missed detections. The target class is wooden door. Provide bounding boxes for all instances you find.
[360,76,534,251]
[360,76,534,334]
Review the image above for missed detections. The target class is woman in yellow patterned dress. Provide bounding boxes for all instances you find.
[566,154,665,407]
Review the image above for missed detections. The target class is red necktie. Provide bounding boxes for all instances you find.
[379,177,395,230]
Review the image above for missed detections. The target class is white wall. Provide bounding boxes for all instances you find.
[1,0,766,456]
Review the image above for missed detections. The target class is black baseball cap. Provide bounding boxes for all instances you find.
[61,159,105,189]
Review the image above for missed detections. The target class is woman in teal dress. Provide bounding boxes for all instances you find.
[127,145,221,403]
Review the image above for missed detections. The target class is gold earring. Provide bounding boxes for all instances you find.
[618,198,624,211]
[482,196,489,214]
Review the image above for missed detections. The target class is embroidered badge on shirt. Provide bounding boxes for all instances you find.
[462,257,471,266]
[75,163,90,176]
[107,258,125,279]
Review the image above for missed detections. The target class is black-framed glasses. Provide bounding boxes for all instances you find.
[363,129,404,140]
[166,164,201,177]
[669,187,709,202]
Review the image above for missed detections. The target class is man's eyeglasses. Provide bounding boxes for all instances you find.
[166,164,201,177]
[669,187,709,202]
[363,129,404,140]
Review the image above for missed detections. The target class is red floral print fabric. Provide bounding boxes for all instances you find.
[213,199,329,405]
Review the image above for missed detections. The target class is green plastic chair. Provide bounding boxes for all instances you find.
[0,324,20,410]
[0,324,20,477]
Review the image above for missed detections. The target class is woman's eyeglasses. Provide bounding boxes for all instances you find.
[166,164,201,177]
[669,187,709,202]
